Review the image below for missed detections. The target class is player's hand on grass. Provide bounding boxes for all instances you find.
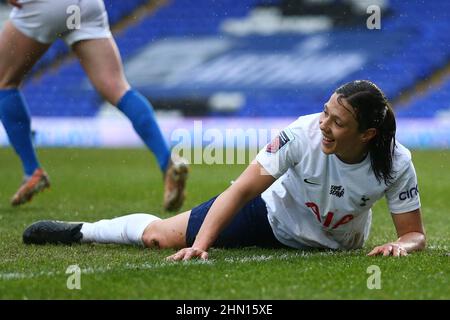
[8,0,22,8]
[368,243,408,257]
[166,247,209,261]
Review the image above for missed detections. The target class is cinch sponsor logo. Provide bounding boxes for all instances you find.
[399,184,419,201]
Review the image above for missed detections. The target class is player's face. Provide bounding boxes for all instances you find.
[319,93,369,163]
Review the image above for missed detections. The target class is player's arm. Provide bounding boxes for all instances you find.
[167,161,276,261]
[368,208,426,257]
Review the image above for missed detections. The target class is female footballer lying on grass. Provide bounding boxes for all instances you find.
[23,80,426,259]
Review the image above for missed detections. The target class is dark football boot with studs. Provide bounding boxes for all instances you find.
[23,220,83,245]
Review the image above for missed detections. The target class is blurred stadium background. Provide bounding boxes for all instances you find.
[0,0,449,150]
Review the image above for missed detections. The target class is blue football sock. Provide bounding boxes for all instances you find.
[117,89,170,172]
[0,89,40,176]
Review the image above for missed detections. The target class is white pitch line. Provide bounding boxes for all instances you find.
[0,252,308,281]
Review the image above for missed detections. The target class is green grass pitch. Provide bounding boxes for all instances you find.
[0,148,448,299]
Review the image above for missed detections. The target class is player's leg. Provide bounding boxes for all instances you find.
[72,38,170,171]
[22,195,286,249]
[72,37,188,211]
[0,21,51,205]
[22,210,191,248]
[141,211,191,249]
[144,195,287,250]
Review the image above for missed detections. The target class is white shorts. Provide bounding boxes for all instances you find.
[9,0,112,46]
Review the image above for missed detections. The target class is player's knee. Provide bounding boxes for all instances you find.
[96,78,128,104]
[0,73,21,88]
[141,221,171,249]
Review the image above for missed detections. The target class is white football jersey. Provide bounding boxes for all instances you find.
[256,113,421,250]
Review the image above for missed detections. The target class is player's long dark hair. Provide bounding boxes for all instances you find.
[335,80,396,185]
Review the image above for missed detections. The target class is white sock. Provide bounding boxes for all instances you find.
[80,213,161,246]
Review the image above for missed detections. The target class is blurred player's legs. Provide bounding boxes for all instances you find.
[1,0,188,210]
[0,21,51,206]
[72,38,188,211]
[71,38,130,107]
[163,155,189,211]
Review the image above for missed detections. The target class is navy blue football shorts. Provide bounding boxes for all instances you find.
[186,195,288,248]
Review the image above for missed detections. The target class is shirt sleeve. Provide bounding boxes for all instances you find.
[255,126,302,179]
[385,160,421,214]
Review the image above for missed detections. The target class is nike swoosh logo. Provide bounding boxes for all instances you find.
[304,178,320,185]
